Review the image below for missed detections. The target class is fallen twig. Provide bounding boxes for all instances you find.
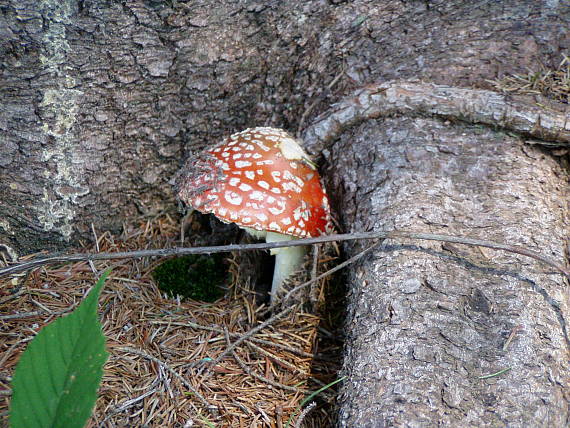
[149,320,317,359]
[294,401,316,428]
[285,376,346,428]
[196,305,296,378]
[2,231,569,279]
[118,346,214,413]
[222,328,303,394]
[283,240,383,304]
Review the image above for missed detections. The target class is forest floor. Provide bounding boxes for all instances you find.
[0,213,345,427]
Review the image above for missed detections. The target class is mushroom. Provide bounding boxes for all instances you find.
[175,127,331,304]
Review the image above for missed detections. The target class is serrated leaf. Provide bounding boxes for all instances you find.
[10,270,111,428]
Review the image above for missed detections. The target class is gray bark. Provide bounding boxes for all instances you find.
[319,115,569,427]
[296,1,570,426]
[2,0,567,255]
[0,0,345,254]
[1,0,569,425]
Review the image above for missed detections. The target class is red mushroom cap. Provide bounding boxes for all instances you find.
[176,127,331,238]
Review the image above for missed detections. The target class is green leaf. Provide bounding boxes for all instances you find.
[10,269,111,428]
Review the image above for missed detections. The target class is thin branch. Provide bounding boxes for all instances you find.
[0,310,47,321]
[1,230,568,279]
[195,246,374,389]
[222,328,303,394]
[294,401,317,428]
[0,304,80,320]
[197,305,296,378]
[245,341,306,375]
[282,240,383,304]
[118,346,213,413]
[149,319,317,359]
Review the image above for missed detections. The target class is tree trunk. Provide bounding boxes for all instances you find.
[316,115,569,427]
[3,0,566,255]
[1,0,569,425]
[0,0,347,254]
[297,1,570,425]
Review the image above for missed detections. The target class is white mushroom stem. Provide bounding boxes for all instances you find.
[244,228,306,304]
[267,232,306,304]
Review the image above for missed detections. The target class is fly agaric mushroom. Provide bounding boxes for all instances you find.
[175,127,331,304]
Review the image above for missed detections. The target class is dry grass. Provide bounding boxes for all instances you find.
[0,214,343,427]
[489,54,570,104]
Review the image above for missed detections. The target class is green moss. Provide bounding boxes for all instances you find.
[152,254,227,302]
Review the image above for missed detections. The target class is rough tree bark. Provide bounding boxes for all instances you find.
[306,109,569,426]
[299,3,570,426]
[1,0,569,426]
[0,0,346,254]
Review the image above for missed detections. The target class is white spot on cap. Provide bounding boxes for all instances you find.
[269,205,285,215]
[221,152,230,158]
[245,171,255,180]
[242,217,252,223]
[281,217,292,225]
[270,187,281,194]
[269,222,280,229]
[256,212,268,222]
[282,182,302,193]
[258,180,270,190]
[233,153,243,160]
[256,160,274,165]
[239,183,252,191]
[283,170,305,187]
[292,203,310,221]
[225,191,243,205]
[250,191,264,201]
[271,171,281,182]
[256,141,270,151]
[229,177,240,186]
[236,160,252,168]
